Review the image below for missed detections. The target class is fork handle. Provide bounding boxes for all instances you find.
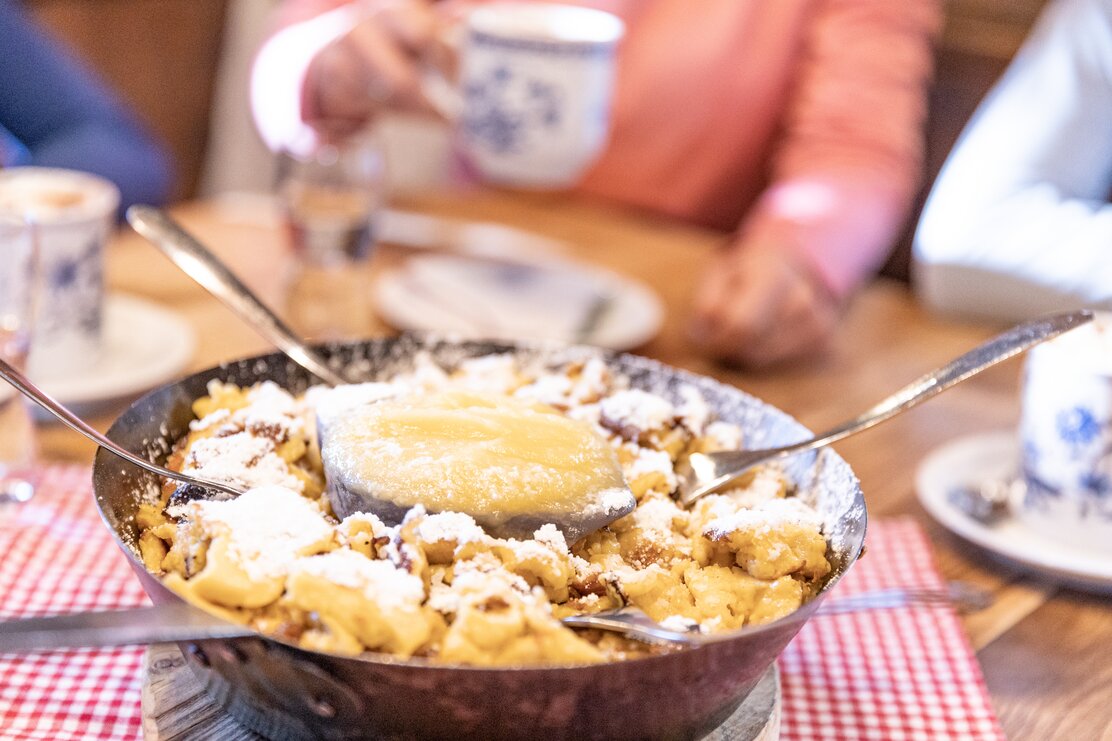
[788,310,1092,455]
[688,310,1093,502]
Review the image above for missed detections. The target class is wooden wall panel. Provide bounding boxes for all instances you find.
[883,0,1051,281]
[26,0,229,200]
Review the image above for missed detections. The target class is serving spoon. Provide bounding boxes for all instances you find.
[679,310,1094,504]
[126,205,357,387]
[0,357,242,500]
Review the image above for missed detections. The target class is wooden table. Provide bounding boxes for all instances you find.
[39,192,1111,741]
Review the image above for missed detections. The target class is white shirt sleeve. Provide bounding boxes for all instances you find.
[250,4,362,157]
[913,0,1112,320]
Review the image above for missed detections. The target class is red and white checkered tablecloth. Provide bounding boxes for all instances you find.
[0,465,1005,740]
[778,519,1004,740]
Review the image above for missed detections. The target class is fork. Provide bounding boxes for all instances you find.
[813,580,993,616]
[677,311,1092,505]
[559,580,994,646]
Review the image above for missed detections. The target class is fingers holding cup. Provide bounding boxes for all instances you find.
[305,0,454,137]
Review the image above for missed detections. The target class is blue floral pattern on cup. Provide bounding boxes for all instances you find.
[1045,405,1112,514]
[41,235,103,339]
[462,65,565,154]
[1078,470,1112,499]
[1021,356,1112,539]
[1056,406,1101,447]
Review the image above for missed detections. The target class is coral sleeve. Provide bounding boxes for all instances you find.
[739,0,941,298]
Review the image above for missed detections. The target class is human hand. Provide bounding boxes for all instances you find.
[687,241,842,368]
[303,0,455,142]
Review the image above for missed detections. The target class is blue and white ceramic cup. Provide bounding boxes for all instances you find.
[453,3,624,189]
[1019,313,1112,553]
[0,168,118,379]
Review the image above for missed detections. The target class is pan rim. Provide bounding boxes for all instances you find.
[92,334,867,672]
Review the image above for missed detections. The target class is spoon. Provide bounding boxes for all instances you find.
[0,580,992,653]
[679,310,1094,504]
[562,580,994,645]
[0,357,242,500]
[947,476,1026,525]
[125,205,357,387]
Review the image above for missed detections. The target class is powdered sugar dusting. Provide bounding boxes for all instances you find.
[576,486,636,521]
[178,485,332,581]
[513,356,613,408]
[189,408,231,434]
[721,466,785,508]
[675,385,711,435]
[658,615,700,633]
[705,421,744,451]
[704,497,824,541]
[182,432,302,492]
[621,444,678,492]
[416,511,488,546]
[532,523,568,553]
[599,389,675,433]
[291,549,425,610]
[631,494,683,535]
[453,354,521,394]
[309,381,404,430]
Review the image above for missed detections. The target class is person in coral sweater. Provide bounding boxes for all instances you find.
[252,0,940,367]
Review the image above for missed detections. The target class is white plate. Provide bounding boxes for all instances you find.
[373,254,665,351]
[32,293,195,406]
[916,430,1112,594]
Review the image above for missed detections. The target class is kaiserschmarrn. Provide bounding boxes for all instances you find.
[136,353,831,666]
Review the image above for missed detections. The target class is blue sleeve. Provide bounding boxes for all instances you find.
[0,0,175,213]
[0,123,31,167]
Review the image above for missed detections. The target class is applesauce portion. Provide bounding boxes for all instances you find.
[323,390,631,525]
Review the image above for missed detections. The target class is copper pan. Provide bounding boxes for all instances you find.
[91,335,866,740]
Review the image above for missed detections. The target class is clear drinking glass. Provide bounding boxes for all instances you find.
[277,137,385,341]
[277,137,385,267]
[0,214,38,504]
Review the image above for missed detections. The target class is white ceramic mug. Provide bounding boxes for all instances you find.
[424,3,624,189]
[0,167,119,379]
[0,214,39,501]
[1019,312,1112,554]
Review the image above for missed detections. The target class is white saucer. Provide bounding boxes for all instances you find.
[374,254,665,351]
[916,430,1112,594]
[32,293,195,407]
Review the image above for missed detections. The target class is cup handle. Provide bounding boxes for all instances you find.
[417,16,464,121]
[420,63,462,121]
